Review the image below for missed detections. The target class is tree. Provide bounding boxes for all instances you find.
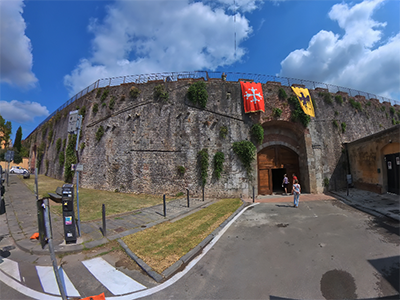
[0,114,12,148]
[13,126,22,152]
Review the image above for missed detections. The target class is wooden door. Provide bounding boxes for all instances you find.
[258,147,275,195]
[258,145,300,195]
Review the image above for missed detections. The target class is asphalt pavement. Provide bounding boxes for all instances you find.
[0,174,399,299]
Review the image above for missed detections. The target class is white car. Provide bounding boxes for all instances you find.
[10,166,28,174]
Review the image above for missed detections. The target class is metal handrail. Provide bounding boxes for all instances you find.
[32,71,399,135]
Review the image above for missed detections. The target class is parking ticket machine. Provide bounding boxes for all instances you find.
[62,184,77,243]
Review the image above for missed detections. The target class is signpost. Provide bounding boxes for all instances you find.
[68,111,83,237]
[5,150,14,186]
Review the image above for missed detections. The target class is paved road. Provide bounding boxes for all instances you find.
[142,200,399,300]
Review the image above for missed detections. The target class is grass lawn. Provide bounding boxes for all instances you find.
[20,175,180,222]
[122,198,242,273]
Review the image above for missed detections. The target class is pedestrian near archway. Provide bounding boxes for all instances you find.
[282,174,289,195]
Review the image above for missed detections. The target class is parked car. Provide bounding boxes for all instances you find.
[10,166,28,174]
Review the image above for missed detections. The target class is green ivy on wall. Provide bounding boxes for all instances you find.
[213,152,225,179]
[232,140,256,178]
[96,126,105,142]
[288,95,311,127]
[64,134,77,183]
[188,81,208,109]
[198,148,209,186]
[251,124,264,145]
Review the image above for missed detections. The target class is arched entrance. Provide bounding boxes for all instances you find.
[258,145,300,195]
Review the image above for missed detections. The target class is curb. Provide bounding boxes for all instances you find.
[118,199,248,283]
[329,191,399,223]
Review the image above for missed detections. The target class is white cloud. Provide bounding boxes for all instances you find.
[0,0,37,88]
[0,100,49,123]
[64,0,254,96]
[279,0,399,99]
[211,0,264,13]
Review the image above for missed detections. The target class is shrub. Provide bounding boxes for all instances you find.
[288,95,311,127]
[188,81,208,108]
[319,92,333,104]
[59,151,65,166]
[335,95,343,105]
[198,149,209,186]
[273,108,282,118]
[334,111,339,116]
[251,124,264,145]
[278,88,287,100]
[96,89,102,98]
[154,85,169,101]
[120,95,126,101]
[349,98,362,111]
[96,125,105,142]
[232,140,256,177]
[380,106,386,112]
[102,102,106,107]
[213,152,225,179]
[177,166,185,176]
[109,96,115,110]
[64,134,77,183]
[129,86,140,99]
[341,122,347,133]
[220,126,228,139]
[332,120,339,128]
[323,177,329,187]
[101,90,109,102]
[56,138,62,153]
[80,142,85,150]
[390,107,395,114]
[47,128,53,143]
[92,103,99,114]
[79,106,86,118]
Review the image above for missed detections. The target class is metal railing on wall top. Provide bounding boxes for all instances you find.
[33,71,399,135]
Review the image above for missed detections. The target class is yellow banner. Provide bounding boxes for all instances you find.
[291,87,315,117]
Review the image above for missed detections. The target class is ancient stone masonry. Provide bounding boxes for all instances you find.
[26,76,400,198]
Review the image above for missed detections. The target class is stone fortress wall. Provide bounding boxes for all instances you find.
[26,75,400,198]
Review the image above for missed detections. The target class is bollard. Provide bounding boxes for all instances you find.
[253,186,255,203]
[202,186,204,202]
[163,195,166,217]
[186,189,190,208]
[102,204,106,237]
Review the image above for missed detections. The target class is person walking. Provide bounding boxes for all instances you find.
[282,174,289,195]
[292,179,301,208]
[291,173,298,194]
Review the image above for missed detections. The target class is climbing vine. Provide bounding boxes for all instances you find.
[188,81,208,109]
[64,134,77,183]
[213,152,225,179]
[288,95,311,127]
[250,124,264,145]
[232,141,256,178]
[96,125,105,142]
[198,148,209,186]
[154,85,169,101]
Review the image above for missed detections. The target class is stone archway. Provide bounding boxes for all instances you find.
[258,145,300,195]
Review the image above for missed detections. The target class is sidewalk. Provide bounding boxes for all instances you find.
[247,189,399,222]
[3,175,216,255]
[4,175,399,257]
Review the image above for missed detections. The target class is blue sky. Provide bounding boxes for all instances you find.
[1,0,399,141]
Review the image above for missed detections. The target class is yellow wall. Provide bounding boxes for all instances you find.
[0,157,29,171]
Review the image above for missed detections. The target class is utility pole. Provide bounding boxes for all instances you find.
[68,111,83,236]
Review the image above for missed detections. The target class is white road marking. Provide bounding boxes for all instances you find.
[0,258,21,282]
[36,265,80,297]
[0,204,257,300]
[82,257,146,295]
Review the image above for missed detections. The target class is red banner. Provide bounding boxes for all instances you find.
[240,81,265,113]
